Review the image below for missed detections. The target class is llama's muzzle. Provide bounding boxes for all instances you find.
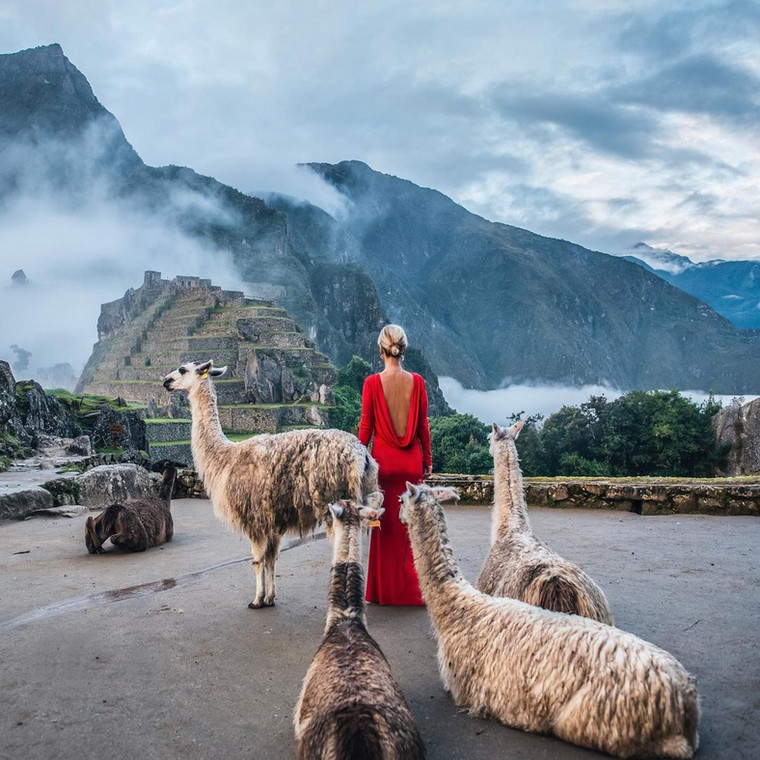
[163,378,174,390]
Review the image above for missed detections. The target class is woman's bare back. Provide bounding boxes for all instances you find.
[379,370,414,438]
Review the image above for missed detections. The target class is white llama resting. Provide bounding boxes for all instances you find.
[476,419,613,624]
[163,360,379,608]
[400,482,699,759]
[294,496,426,760]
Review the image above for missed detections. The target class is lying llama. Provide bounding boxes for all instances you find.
[400,482,699,759]
[163,360,379,608]
[294,496,425,760]
[476,419,613,624]
[85,460,177,553]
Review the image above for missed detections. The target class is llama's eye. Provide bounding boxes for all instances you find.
[178,367,187,375]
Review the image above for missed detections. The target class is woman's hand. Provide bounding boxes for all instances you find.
[423,464,433,478]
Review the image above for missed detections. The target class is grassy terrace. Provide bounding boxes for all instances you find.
[217,402,329,409]
[433,473,760,485]
[144,418,192,424]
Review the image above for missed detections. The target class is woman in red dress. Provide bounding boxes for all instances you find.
[359,324,432,605]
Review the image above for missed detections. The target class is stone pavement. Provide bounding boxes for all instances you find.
[1,502,758,759]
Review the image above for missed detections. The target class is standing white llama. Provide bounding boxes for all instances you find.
[400,482,699,759]
[294,496,426,760]
[163,360,379,608]
[476,419,613,624]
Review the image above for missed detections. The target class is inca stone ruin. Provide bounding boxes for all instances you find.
[77,271,337,464]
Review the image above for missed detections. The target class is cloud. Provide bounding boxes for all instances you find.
[0,122,246,380]
[440,376,759,424]
[1,0,759,268]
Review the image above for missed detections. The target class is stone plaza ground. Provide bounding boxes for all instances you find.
[1,501,758,759]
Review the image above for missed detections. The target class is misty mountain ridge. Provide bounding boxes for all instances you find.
[625,242,760,330]
[2,43,760,397]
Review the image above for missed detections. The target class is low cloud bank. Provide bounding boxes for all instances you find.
[439,377,757,424]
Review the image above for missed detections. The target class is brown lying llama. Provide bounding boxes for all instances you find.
[400,482,699,759]
[476,419,613,624]
[85,461,177,553]
[163,360,379,608]
[294,496,426,760]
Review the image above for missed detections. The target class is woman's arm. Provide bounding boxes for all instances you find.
[358,375,375,447]
[418,379,433,477]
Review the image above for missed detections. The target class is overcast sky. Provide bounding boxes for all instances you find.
[2,0,759,262]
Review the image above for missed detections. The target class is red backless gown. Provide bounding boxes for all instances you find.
[359,372,432,605]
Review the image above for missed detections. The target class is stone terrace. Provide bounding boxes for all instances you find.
[77,272,337,464]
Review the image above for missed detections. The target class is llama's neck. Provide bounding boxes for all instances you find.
[492,441,530,541]
[325,524,366,630]
[158,466,177,505]
[188,381,229,480]
[407,505,470,619]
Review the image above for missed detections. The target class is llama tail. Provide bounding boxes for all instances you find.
[537,575,581,616]
[334,706,385,760]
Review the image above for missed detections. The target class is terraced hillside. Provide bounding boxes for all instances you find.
[78,271,337,464]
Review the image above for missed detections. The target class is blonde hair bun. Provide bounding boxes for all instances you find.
[378,324,408,358]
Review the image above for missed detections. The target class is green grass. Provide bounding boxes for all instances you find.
[145,418,192,424]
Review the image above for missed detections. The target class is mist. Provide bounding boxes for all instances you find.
[439,377,757,425]
[0,124,248,384]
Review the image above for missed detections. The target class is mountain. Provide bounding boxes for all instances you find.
[626,243,760,330]
[3,44,760,397]
[287,160,760,392]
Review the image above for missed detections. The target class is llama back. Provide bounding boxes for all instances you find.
[476,532,613,625]
[205,428,375,539]
[296,621,425,760]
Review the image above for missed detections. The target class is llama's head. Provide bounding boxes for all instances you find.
[399,482,459,528]
[489,418,524,455]
[328,492,385,536]
[163,360,227,392]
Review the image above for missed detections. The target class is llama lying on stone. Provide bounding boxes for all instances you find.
[400,482,699,759]
[294,496,425,760]
[163,360,379,608]
[85,460,177,553]
[476,420,613,624]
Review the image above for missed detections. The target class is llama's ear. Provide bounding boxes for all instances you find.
[405,481,420,500]
[431,486,459,503]
[210,365,227,378]
[328,503,344,520]
[509,419,525,439]
[492,422,501,435]
[365,491,384,512]
[195,360,213,377]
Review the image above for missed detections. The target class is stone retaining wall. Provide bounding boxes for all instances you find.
[168,471,760,516]
[426,475,760,516]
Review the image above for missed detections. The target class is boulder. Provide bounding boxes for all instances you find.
[76,464,158,508]
[67,435,93,456]
[713,399,760,475]
[0,487,55,519]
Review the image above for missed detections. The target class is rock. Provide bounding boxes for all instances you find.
[91,406,147,452]
[76,464,158,508]
[41,477,79,505]
[67,435,93,456]
[30,504,89,518]
[15,379,81,439]
[0,487,55,519]
[0,361,35,458]
[713,398,760,475]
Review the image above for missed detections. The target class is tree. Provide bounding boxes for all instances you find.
[429,413,491,474]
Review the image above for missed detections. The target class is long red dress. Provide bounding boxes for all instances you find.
[359,372,432,605]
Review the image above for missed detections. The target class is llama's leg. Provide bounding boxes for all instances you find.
[262,534,282,607]
[249,538,267,609]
